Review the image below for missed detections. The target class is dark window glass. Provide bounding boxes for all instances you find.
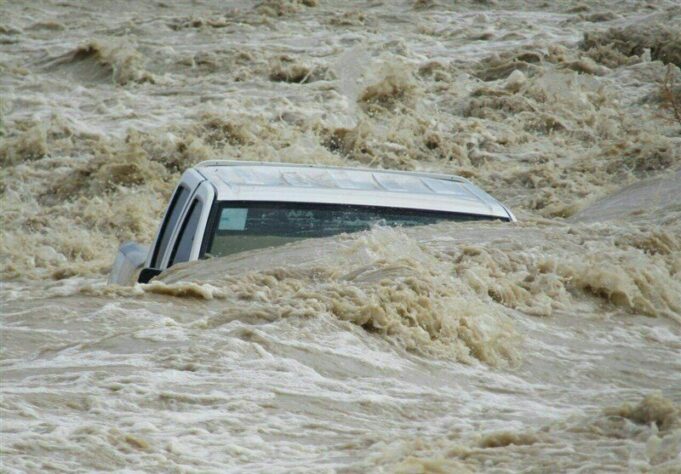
[170,199,203,266]
[152,186,190,267]
[207,201,502,258]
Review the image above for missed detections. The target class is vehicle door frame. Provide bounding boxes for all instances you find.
[144,169,205,270]
[161,179,215,269]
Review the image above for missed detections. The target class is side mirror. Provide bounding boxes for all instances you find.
[138,267,162,284]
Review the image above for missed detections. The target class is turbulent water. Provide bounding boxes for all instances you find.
[2,1,681,472]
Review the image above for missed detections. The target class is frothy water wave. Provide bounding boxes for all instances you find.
[1,0,680,472]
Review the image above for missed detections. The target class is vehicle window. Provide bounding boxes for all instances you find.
[169,199,203,266]
[151,185,190,267]
[207,201,501,258]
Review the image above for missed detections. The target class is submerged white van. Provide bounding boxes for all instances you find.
[109,161,516,285]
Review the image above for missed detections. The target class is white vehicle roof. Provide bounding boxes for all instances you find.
[195,160,514,220]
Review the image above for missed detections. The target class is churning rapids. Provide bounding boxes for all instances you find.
[1,1,681,472]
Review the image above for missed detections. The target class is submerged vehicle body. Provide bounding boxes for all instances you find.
[109,161,516,285]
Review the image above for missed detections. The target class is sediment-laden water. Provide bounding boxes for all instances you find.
[1,1,680,472]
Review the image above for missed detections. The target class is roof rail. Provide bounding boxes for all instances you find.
[195,160,470,183]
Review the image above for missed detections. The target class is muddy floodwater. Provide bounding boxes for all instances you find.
[1,1,681,472]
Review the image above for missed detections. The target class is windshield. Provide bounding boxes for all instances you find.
[205,201,504,258]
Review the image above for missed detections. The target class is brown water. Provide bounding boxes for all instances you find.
[1,1,680,472]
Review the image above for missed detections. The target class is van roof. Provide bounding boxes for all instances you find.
[195,160,514,220]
